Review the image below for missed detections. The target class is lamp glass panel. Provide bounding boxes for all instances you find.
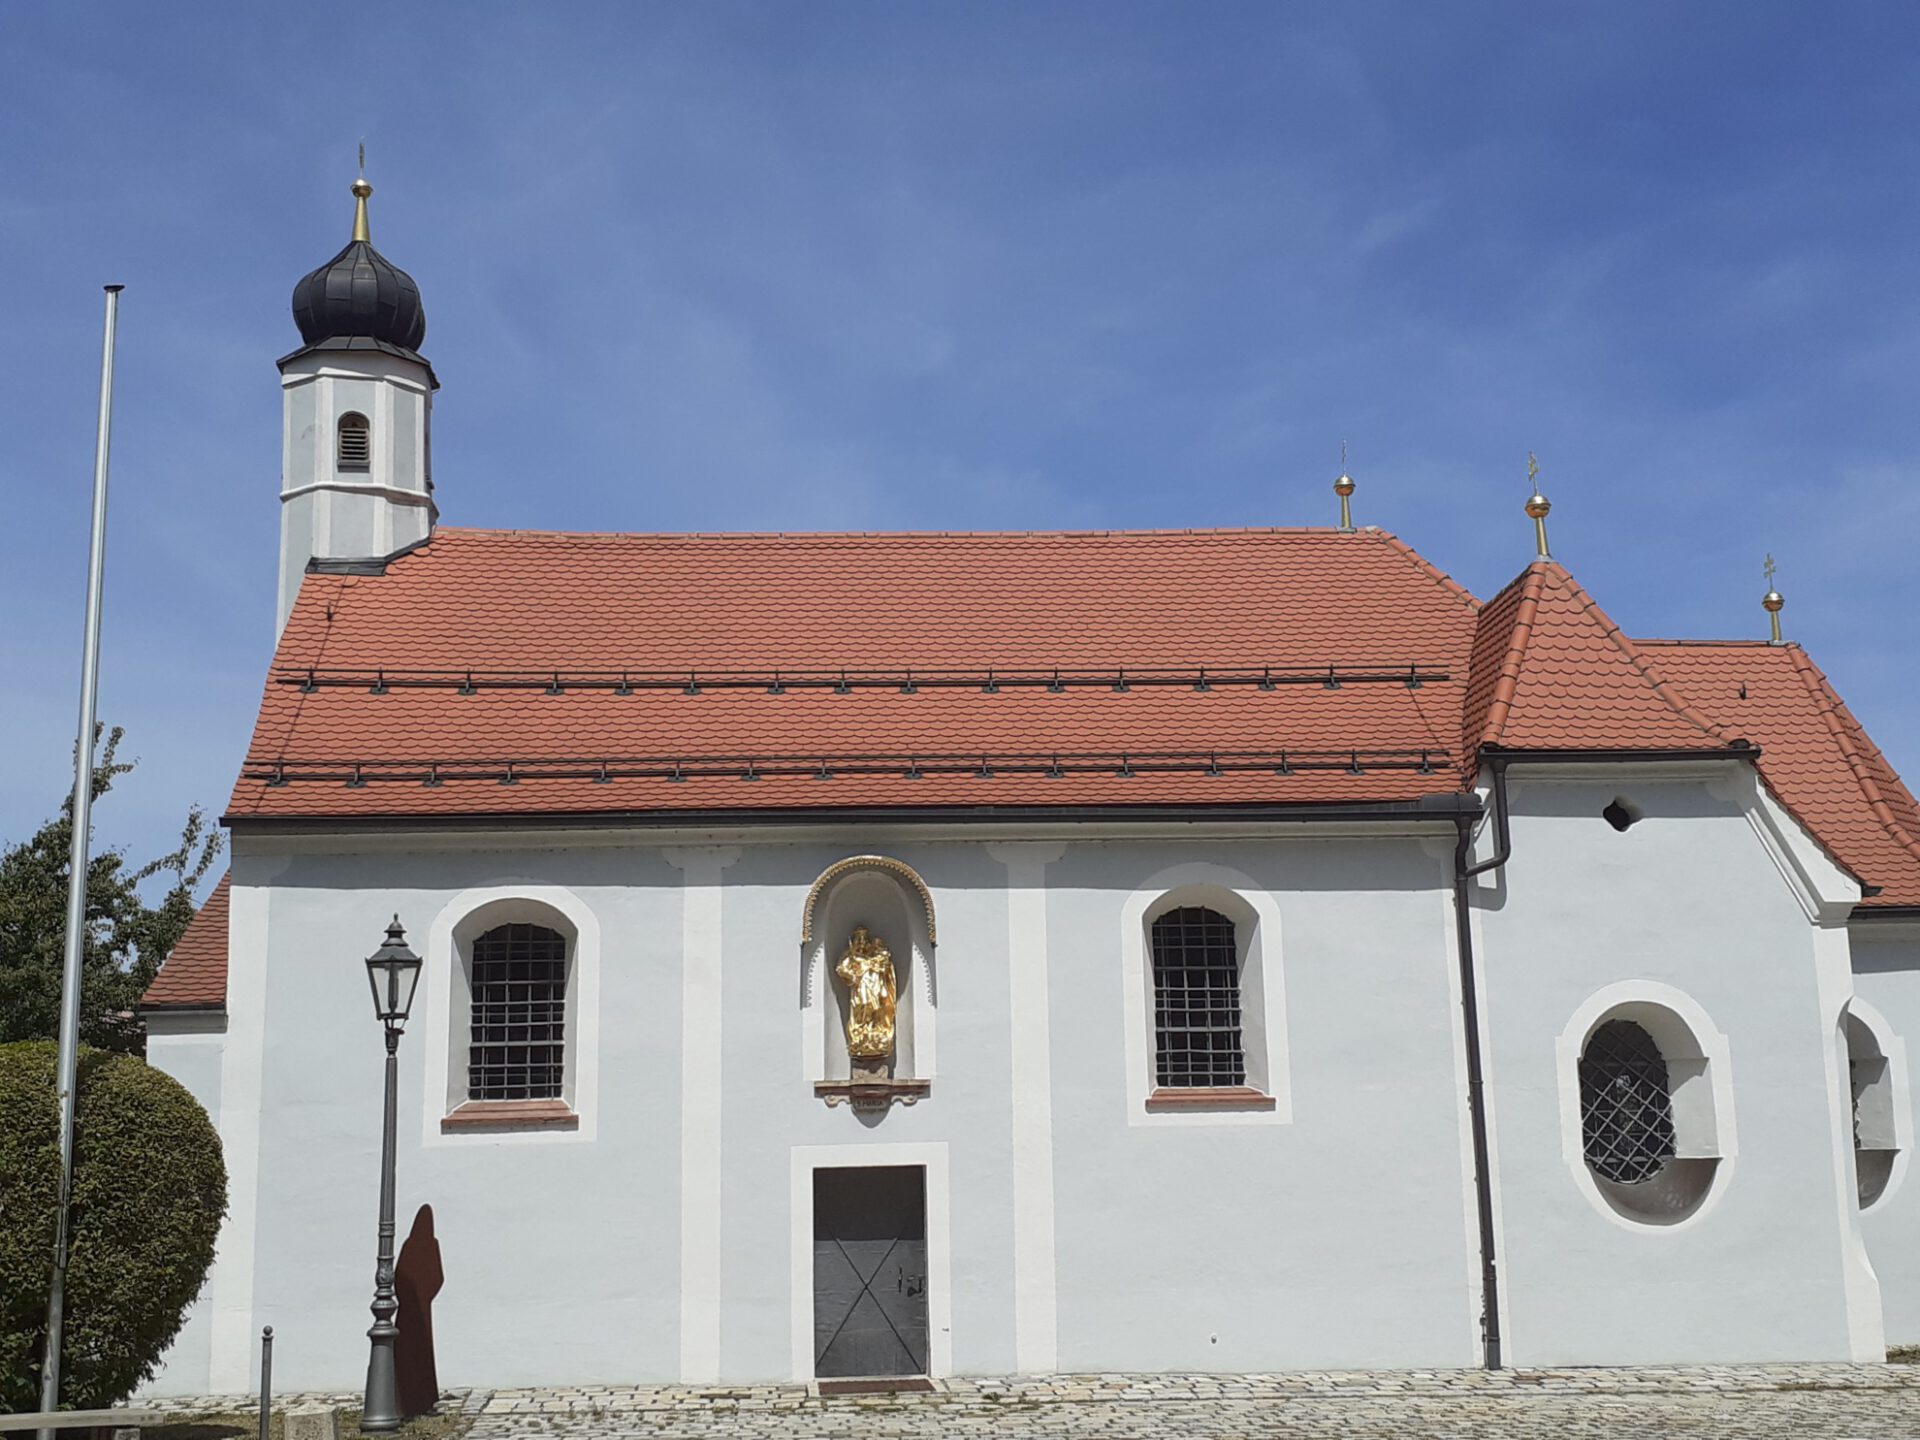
[393,955,423,1022]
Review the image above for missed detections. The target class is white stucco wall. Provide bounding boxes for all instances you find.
[1473,767,1872,1365]
[1851,922,1920,1344]
[140,778,1890,1393]
[146,825,1487,1392]
[144,1013,227,1392]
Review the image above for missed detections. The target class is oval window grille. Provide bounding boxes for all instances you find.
[338,412,372,469]
[1578,1018,1676,1183]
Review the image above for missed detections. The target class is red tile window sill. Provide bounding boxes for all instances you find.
[1145,1086,1276,1112]
[441,1099,579,1132]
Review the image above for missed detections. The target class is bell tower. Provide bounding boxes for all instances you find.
[276,172,438,633]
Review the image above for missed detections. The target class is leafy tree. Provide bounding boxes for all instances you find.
[0,726,222,1053]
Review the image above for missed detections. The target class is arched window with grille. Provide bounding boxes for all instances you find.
[337,411,371,470]
[467,922,569,1102]
[1566,998,1725,1224]
[1150,906,1245,1088]
[1578,1019,1675,1183]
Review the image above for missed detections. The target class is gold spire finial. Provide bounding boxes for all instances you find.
[1762,553,1785,645]
[1524,451,1552,560]
[1333,440,1356,532]
[351,146,373,243]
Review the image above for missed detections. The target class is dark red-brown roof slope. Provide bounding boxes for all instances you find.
[229,527,1486,818]
[1462,563,1733,754]
[141,872,229,1009]
[1640,642,1920,909]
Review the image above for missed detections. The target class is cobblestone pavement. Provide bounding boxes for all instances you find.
[466,1366,1920,1438]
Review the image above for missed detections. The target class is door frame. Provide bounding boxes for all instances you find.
[791,1142,952,1381]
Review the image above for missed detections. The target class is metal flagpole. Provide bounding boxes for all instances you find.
[40,283,124,1424]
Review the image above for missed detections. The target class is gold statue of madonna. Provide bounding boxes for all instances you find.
[836,926,897,1061]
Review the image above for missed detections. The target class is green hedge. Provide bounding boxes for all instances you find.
[0,1041,227,1410]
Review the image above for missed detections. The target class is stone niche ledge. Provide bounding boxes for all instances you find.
[441,1098,580,1132]
[814,1077,931,1113]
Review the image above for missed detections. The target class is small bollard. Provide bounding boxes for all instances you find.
[259,1326,274,1440]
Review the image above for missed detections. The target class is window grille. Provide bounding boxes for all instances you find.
[468,923,568,1101]
[1578,1019,1675,1183]
[1850,1060,1870,1148]
[338,412,371,469]
[1150,906,1245,1087]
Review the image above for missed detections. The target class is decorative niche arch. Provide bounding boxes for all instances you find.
[800,856,938,1110]
[802,855,938,949]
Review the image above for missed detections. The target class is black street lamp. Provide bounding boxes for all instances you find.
[360,915,422,1433]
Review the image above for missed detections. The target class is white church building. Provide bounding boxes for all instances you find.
[141,178,1920,1393]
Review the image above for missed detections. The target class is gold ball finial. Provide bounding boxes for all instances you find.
[1524,452,1552,559]
[1762,553,1785,644]
[1333,442,1356,531]
[351,177,374,200]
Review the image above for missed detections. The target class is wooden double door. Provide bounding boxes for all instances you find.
[812,1166,928,1378]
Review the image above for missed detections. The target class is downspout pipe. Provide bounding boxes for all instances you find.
[1452,754,1510,1370]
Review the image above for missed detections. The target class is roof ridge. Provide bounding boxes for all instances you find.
[1549,564,1731,746]
[1374,530,1483,613]
[1786,646,1920,873]
[1474,564,1549,748]
[1635,637,1778,649]
[427,524,1422,545]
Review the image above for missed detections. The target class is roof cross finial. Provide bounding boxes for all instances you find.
[1762,553,1785,645]
[1333,440,1356,533]
[1524,451,1552,561]
[351,145,373,244]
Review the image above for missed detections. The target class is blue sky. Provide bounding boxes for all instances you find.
[5,4,1918,882]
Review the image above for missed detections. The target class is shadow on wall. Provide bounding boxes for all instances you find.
[395,1204,443,1416]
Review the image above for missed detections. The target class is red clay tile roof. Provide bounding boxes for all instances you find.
[169,530,1920,1014]
[215,525,1919,915]
[142,872,229,1009]
[1464,563,1731,754]
[1639,642,1920,909]
[229,527,1486,818]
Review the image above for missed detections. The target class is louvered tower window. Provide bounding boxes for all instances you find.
[1578,1018,1676,1183]
[337,411,371,470]
[468,923,568,1101]
[1150,906,1245,1086]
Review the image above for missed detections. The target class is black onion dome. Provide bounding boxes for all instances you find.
[291,238,426,352]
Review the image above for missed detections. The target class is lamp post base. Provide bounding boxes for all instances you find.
[361,1320,401,1433]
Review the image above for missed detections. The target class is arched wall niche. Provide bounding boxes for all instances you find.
[801,857,937,1089]
[1843,999,1910,1211]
